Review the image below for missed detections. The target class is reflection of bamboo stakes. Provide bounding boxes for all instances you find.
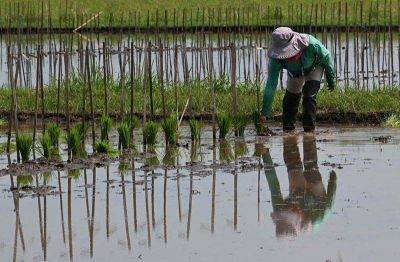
[90,168,97,257]
[12,195,19,262]
[67,177,73,261]
[121,172,131,251]
[57,171,66,244]
[257,157,261,222]
[43,176,48,261]
[233,155,238,231]
[151,173,156,228]
[163,168,168,243]
[211,145,216,233]
[144,172,152,247]
[186,172,193,240]
[106,165,110,238]
[35,175,45,257]
[131,161,138,232]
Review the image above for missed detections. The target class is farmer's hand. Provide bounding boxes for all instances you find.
[328,85,335,91]
[260,116,267,124]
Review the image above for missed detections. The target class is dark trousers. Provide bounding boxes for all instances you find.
[282,80,320,132]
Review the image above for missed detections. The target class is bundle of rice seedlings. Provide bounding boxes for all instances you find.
[46,122,61,147]
[68,169,82,180]
[95,140,112,154]
[41,133,52,159]
[252,110,269,135]
[17,134,33,163]
[233,115,248,137]
[162,115,179,145]
[383,115,400,128]
[75,122,89,143]
[217,113,232,139]
[189,119,202,141]
[143,121,159,146]
[100,115,113,141]
[117,123,132,149]
[66,125,86,158]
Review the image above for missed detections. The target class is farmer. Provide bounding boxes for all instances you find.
[261,27,335,132]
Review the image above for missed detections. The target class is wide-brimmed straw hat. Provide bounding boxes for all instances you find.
[267,27,310,60]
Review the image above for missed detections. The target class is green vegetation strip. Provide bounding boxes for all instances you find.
[1,81,400,123]
[0,0,395,28]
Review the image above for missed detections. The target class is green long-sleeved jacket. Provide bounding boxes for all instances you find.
[262,35,335,117]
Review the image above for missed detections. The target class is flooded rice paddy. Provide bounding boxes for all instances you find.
[1,126,400,261]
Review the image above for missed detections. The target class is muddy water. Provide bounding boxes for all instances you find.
[1,126,400,261]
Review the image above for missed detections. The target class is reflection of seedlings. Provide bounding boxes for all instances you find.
[234,140,248,157]
[143,121,159,146]
[118,123,132,149]
[217,113,232,139]
[17,134,33,163]
[145,147,160,167]
[68,169,82,180]
[17,175,34,187]
[383,115,400,128]
[162,115,179,145]
[219,140,233,163]
[42,172,52,183]
[0,142,16,154]
[46,123,61,147]
[190,142,200,163]
[163,146,178,166]
[119,159,130,172]
[100,115,113,141]
[233,115,248,137]
[189,119,202,141]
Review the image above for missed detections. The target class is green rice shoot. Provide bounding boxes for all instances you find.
[233,115,248,137]
[162,115,179,145]
[17,134,33,163]
[383,115,400,128]
[189,119,202,141]
[217,113,232,139]
[100,115,113,141]
[46,122,61,147]
[143,121,159,146]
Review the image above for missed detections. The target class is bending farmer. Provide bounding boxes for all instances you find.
[261,27,335,132]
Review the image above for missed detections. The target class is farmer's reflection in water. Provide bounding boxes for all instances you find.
[262,135,337,238]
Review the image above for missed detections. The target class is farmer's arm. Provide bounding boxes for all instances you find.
[310,36,335,89]
[262,59,282,117]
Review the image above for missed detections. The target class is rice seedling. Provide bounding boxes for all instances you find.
[162,115,179,145]
[46,122,61,147]
[233,115,248,137]
[189,119,202,141]
[145,147,160,166]
[42,172,52,183]
[17,134,33,163]
[117,123,132,149]
[217,113,232,139]
[143,121,159,146]
[75,122,89,143]
[95,140,113,154]
[66,125,86,158]
[100,115,113,140]
[0,142,16,155]
[383,115,400,128]
[40,133,52,159]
